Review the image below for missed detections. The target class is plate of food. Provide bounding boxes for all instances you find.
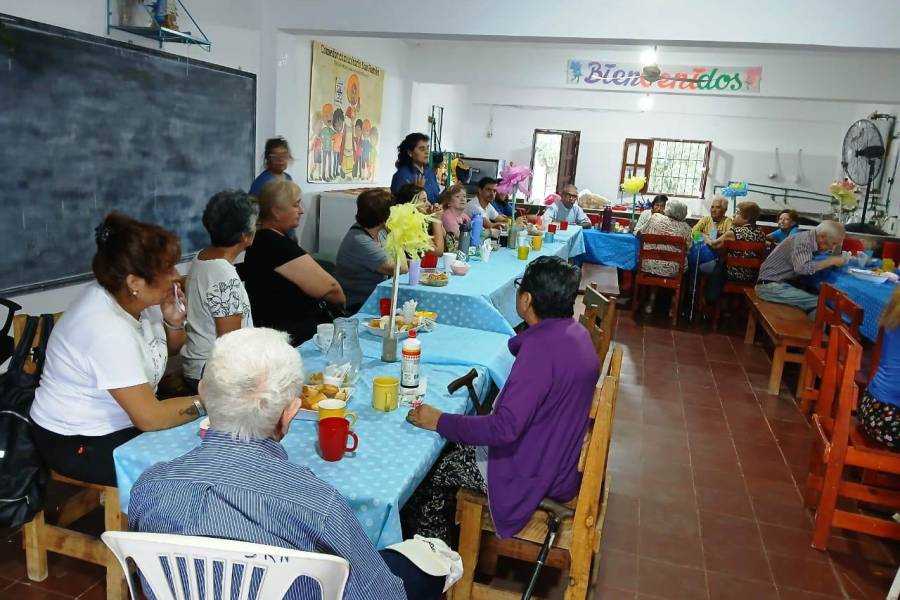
[848,268,893,284]
[296,382,354,420]
[420,271,449,287]
[365,315,436,338]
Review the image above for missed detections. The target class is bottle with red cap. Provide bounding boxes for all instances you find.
[401,330,421,391]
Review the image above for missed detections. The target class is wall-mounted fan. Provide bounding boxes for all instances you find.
[841,118,885,225]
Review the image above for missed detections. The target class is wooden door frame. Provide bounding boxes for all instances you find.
[529,129,581,198]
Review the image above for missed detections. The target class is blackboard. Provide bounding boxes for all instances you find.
[0,15,256,294]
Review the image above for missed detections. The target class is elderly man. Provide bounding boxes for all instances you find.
[756,220,849,316]
[128,328,449,600]
[464,177,506,232]
[692,196,732,237]
[544,184,592,227]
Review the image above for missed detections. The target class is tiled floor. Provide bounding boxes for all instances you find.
[0,311,897,599]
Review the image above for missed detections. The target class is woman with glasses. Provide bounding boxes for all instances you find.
[249,137,294,196]
[403,256,600,542]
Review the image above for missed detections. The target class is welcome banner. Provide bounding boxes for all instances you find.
[566,60,762,94]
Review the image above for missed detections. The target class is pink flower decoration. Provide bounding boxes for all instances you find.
[496,164,533,196]
[543,193,560,206]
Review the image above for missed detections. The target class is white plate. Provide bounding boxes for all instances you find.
[296,387,355,420]
[364,318,435,338]
[848,268,890,284]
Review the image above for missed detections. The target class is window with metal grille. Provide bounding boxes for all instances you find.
[620,138,712,199]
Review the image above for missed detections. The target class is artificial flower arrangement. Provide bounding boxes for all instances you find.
[620,176,647,221]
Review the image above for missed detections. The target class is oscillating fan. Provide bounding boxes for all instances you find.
[841,119,885,226]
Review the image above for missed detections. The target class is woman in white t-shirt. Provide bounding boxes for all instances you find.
[182,191,257,391]
[30,213,207,486]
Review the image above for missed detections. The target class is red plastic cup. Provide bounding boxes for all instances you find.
[560,220,569,231]
[318,417,359,462]
[548,223,558,233]
[379,298,392,317]
[420,253,439,269]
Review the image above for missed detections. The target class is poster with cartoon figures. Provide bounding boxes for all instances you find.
[308,41,384,183]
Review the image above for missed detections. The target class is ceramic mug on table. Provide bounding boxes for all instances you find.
[317,398,357,426]
[883,258,896,272]
[372,376,399,412]
[318,416,358,462]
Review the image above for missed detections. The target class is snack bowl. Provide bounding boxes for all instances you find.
[451,261,470,276]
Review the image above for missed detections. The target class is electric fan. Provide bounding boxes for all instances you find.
[841,118,885,229]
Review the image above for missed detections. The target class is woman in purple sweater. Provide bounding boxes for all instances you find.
[405,256,600,541]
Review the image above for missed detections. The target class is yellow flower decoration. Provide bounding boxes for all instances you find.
[829,182,858,210]
[621,176,647,195]
[383,203,434,267]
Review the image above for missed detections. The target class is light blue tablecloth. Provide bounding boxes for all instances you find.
[358,228,585,335]
[113,349,491,549]
[820,268,896,341]
[578,230,639,270]
[304,318,514,389]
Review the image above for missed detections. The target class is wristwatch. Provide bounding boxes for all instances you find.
[193,397,206,417]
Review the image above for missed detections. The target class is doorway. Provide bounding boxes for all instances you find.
[529,129,580,202]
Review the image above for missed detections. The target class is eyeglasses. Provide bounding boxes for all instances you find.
[268,152,291,160]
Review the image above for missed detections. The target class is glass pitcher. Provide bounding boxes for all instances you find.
[325,317,363,384]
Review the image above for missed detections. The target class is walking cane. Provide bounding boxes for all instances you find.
[522,499,574,600]
[688,233,702,322]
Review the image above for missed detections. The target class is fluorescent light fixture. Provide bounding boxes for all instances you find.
[640,46,658,67]
[639,94,654,112]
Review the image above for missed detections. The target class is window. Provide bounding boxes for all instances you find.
[619,138,712,199]
[529,129,580,202]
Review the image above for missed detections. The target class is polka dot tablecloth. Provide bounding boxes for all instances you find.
[358,228,585,335]
[113,350,491,550]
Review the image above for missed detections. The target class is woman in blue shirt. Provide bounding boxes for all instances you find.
[390,132,440,203]
[860,288,900,449]
[765,208,800,245]
[249,137,294,196]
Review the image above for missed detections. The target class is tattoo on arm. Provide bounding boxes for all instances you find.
[179,404,200,417]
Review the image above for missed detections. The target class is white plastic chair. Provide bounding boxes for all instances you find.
[101,531,349,600]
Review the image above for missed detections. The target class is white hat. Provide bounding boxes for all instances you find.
[385,535,463,593]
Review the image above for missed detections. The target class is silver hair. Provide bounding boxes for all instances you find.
[202,328,304,442]
[815,219,845,242]
[202,191,259,247]
[664,199,689,221]
[710,196,728,208]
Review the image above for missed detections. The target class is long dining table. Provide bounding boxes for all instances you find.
[357,227,585,335]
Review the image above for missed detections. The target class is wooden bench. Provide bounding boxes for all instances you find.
[743,288,814,395]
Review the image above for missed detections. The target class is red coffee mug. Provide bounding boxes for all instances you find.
[548,223,558,233]
[560,220,569,230]
[379,297,392,317]
[318,417,359,462]
[420,253,439,269]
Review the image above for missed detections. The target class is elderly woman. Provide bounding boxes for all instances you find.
[692,196,732,238]
[390,133,441,203]
[766,208,801,245]
[336,188,408,312]
[30,213,205,486]
[633,194,667,234]
[249,137,294,196]
[395,183,445,255]
[242,180,345,345]
[641,199,693,314]
[405,256,599,542]
[182,191,257,393]
[702,201,767,304]
[860,288,900,450]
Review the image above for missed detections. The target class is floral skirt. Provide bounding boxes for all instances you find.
[859,391,900,450]
[401,444,486,545]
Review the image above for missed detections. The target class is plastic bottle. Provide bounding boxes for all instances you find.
[601,206,612,232]
[401,330,421,391]
[470,213,483,248]
[507,220,519,250]
[458,223,471,259]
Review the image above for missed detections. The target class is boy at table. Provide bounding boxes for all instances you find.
[405,256,599,542]
[128,328,456,600]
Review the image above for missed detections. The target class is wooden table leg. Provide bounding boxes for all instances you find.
[103,489,128,600]
[768,345,786,395]
[744,309,758,345]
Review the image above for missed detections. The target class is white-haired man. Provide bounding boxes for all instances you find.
[756,220,849,317]
[543,184,592,227]
[128,328,448,600]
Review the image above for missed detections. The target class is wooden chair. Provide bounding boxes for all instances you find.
[797,284,863,415]
[743,288,814,395]
[632,233,687,327]
[450,348,623,600]
[12,314,129,600]
[580,283,617,364]
[804,325,900,550]
[700,240,766,331]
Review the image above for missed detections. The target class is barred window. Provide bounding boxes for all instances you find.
[620,138,712,199]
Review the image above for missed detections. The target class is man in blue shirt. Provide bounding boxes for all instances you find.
[491,191,515,218]
[543,184,592,227]
[128,328,447,600]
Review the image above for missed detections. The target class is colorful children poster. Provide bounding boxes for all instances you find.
[308,41,385,183]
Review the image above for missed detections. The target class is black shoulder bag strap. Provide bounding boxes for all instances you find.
[8,316,38,375]
[31,315,55,376]
[0,299,21,342]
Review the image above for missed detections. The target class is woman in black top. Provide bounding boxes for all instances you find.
[242,180,345,344]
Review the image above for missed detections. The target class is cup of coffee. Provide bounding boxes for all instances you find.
[317,398,357,426]
[318,416,358,462]
[316,323,334,349]
[372,376,399,412]
[379,297,392,317]
[560,220,569,231]
[531,234,544,251]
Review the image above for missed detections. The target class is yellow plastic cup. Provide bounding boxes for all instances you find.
[317,398,357,426]
[883,258,896,272]
[372,376,399,412]
[517,245,530,260]
[531,235,544,251]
